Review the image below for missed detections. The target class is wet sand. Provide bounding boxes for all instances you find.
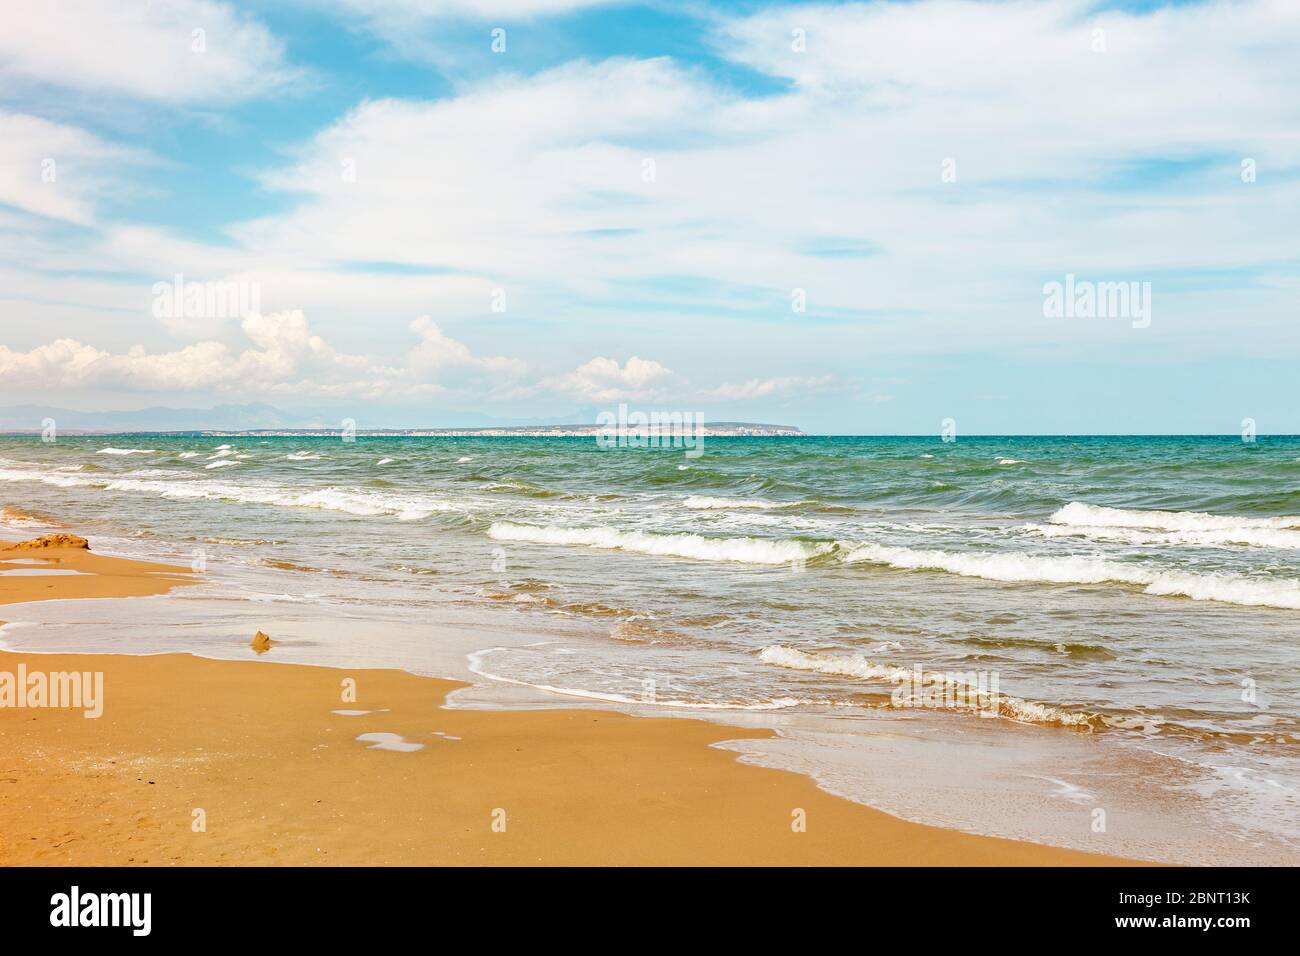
[0,537,1134,865]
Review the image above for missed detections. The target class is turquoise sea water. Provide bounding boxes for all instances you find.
[2,434,1298,862]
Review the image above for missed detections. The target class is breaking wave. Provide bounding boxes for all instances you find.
[759,646,1100,728]
[488,522,831,565]
[682,495,794,510]
[0,466,460,521]
[1051,501,1300,533]
[840,542,1300,610]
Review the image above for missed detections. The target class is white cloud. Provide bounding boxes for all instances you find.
[0,311,418,399]
[216,0,1300,363]
[543,356,675,402]
[406,316,526,380]
[6,0,1300,417]
[0,0,301,103]
[699,376,834,402]
[237,57,726,278]
[0,113,149,224]
[1,314,805,408]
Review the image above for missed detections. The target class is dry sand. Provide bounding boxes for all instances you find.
[0,537,1134,865]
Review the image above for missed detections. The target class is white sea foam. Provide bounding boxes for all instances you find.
[1051,501,1300,533]
[682,495,793,510]
[0,466,459,521]
[487,522,830,565]
[996,457,1027,465]
[1030,522,1300,550]
[376,458,394,465]
[177,452,201,459]
[469,647,803,710]
[205,460,240,469]
[840,542,1300,610]
[97,447,154,455]
[759,646,1097,727]
[286,451,324,461]
[760,645,909,682]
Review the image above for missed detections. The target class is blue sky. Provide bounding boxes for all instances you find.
[1,0,1298,433]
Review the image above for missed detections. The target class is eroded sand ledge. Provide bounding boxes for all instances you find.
[0,538,1133,866]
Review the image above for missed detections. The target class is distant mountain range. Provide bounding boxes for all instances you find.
[0,403,804,435]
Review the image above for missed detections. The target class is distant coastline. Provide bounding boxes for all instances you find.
[200,422,806,438]
[0,422,806,438]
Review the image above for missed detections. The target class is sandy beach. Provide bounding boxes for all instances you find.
[0,535,1131,866]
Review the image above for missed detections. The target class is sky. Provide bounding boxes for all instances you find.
[1,0,1297,434]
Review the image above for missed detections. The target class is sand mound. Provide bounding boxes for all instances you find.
[5,533,91,551]
[250,630,276,654]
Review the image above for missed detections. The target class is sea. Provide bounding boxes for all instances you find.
[1,433,1297,864]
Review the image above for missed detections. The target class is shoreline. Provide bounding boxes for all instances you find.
[0,536,1135,865]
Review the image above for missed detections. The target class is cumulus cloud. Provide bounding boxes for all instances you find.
[0,311,498,399]
[0,0,302,103]
[406,316,526,377]
[1,315,797,408]
[542,356,675,402]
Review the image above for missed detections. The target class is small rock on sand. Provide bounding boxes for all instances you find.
[5,534,90,551]
[250,630,276,654]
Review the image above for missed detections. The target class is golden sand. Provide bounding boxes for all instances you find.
[0,537,1134,865]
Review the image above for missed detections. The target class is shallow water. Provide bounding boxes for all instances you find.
[1,434,1297,862]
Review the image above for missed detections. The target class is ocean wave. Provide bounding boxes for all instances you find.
[840,542,1300,609]
[682,495,795,510]
[487,522,831,565]
[205,460,240,469]
[0,506,59,529]
[759,646,1099,728]
[286,451,325,461]
[0,466,460,521]
[1051,501,1300,533]
[484,480,566,499]
[1029,522,1300,550]
[97,447,154,455]
[760,645,907,681]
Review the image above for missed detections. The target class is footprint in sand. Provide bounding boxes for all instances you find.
[355,732,424,752]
